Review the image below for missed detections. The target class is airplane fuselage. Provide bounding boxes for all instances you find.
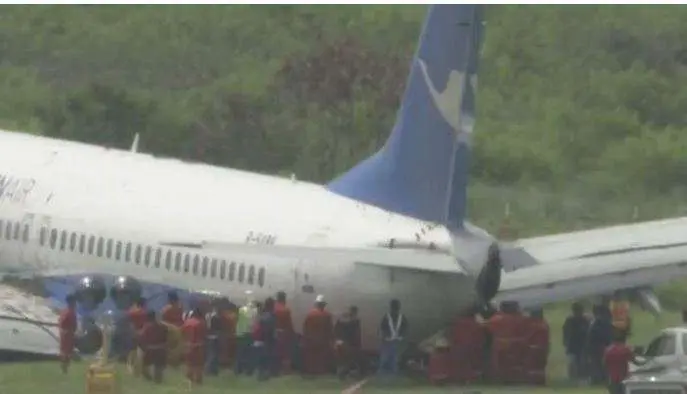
[0,130,484,349]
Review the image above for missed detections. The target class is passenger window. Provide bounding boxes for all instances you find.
[5,222,12,240]
[96,237,104,257]
[174,252,182,272]
[238,263,245,283]
[115,241,122,260]
[13,222,20,240]
[106,239,113,258]
[125,243,132,262]
[248,265,255,285]
[183,254,190,273]
[258,267,265,287]
[229,262,236,281]
[39,227,47,246]
[154,248,162,268]
[69,232,77,251]
[22,224,29,243]
[144,246,152,266]
[135,245,142,264]
[210,259,218,278]
[165,250,172,270]
[88,236,95,254]
[193,255,200,275]
[59,230,67,251]
[79,234,86,254]
[202,257,209,277]
[219,260,227,280]
[50,229,58,248]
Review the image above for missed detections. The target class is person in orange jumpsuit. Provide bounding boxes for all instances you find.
[451,306,486,384]
[428,337,452,385]
[140,311,169,383]
[523,309,550,386]
[274,291,294,375]
[486,300,527,384]
[182,307,207,386]
[127,297,148,376]
[302,294,334,376]
[217,298,236,369]
[604,330,645,394]
[58,294,78,374]
[161,291,184,327]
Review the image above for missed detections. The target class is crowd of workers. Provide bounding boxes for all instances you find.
[57,289,408,386]
[427,295,638,394]
[57,288,640,392]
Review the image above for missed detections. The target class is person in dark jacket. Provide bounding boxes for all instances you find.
[334,305,363,379]
[204,302,223,376]
[255,297,277,381]
[563,302,590,382]
[586,304,613,385]
[378,299,408,376]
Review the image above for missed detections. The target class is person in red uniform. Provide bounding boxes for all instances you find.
[523,309,550,385]
[161,291,184,327]
[451,306,486,384]
[182,307,207,386]
[603,331,644,394]
[220,301,238,369]
[139,311,169,383]
[274,291,294,374]
[58,294,78,374]
[302,294,334,376]
[127,297,148,376]
[486,301,527,384]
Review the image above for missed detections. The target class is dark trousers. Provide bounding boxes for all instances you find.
[255,342,275,381]
[607,381,624,394]
[234,335,254,375]
[567,352,586,380]
[205,337,220,375]
[589,351,607,384]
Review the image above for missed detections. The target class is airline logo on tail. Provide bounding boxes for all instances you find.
[417,59,475,146]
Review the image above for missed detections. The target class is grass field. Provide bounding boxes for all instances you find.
[0,304,681,394]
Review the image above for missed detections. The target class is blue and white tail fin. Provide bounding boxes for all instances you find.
[327,5,485,230]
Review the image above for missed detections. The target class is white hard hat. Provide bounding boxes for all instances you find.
[315,294,325,303]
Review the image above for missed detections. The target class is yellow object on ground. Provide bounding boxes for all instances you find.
[86,364,120,394]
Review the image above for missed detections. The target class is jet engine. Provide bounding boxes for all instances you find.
[109,275,143,311]
[474,243,502,311]
[75,316,104,355]
[75,276,107,311]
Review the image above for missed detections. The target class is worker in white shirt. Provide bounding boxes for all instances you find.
[234,290,258,375]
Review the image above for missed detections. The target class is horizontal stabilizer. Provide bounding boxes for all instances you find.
[497,244,687,309]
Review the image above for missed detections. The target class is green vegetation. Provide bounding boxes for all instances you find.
[2,5,687,232]
[1,7,687,298]
[0,305,675,393]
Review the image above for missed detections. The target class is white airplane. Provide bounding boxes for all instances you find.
[1,4,687,357]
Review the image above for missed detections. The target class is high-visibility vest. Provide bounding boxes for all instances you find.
[236,305,257,336]
[385,313,404,341]
[610,301,630,330]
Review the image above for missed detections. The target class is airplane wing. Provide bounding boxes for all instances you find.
[198,241,467,275]
[0,284,60,357]
[497,217,687,309]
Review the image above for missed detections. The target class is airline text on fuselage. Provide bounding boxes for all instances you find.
[0,173,36,204]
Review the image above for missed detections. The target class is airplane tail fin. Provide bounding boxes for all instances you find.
[327,5,485,230]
